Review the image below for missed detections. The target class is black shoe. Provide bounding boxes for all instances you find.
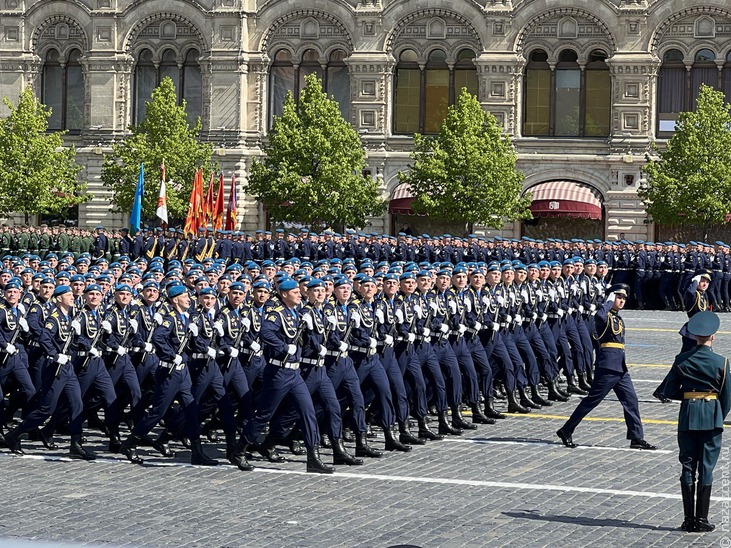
[152,431,175,458]
[680,482,695,532]
[470,404,495,425]
[695,484,715,532]
[438,412,463,435]
[120,435,144,465]
[398,422,425,446]
[355,432,382,458]
[108,435,122,454]
[629,438,657,450]
[577,373,592,391]
[256,444,286,463]
[342,428,354,443]
[507,391,530,414]
[69,435,96,461]
[417,418,443,441]
[383,428,412,452]
[287,438,306,456]
[547,381,569,402]
[39,426,58,450]
[332,437,364,464]
[556,428,576,448]
[191,440,218,466]
[4,428,23,454]
[484,398,507,420]
[567,383,588,396]
[230,441,253,471]
[452,407,478,430]
[530,386,552,407]
[306,446,334,474]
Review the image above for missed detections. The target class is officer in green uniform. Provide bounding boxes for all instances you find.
[657,311,731,533]
[38,225,51,259]
[16,228,29,255]
[0,225,11,255]
[56,227,70,255]
[81,231,93,255]
[69,229,82,260]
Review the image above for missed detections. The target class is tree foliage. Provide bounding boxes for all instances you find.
[639,85,731,230]
[102,77,213,222]
[0,87,86,221]
[398,88,530,230]
[248,73,385,228]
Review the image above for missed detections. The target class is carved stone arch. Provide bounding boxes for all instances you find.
[393,43,426,64]
[294,44,324,64]
[385,9,483,53]
[424,44,449,62]
[31,15,88,52]
[657,41,690,62]
[521,41,554,63]
[651,7,731,53]
[449,41,480,65]
[691,43,721,61]
[261,10,354,53]
[323,43,351,62]
[516,8,616,54]
[124,12,206,54]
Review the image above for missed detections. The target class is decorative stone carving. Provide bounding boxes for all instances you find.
[386,9,482,52]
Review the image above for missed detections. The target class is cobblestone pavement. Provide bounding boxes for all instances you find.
[2,310,731,547]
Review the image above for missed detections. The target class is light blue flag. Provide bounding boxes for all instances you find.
[130,163,144,235]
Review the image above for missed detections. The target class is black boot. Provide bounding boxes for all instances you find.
[256,434,286,463]
[585,367,594,385]
[566,375,588,395]
[519,387,541,409]
[484,398,507,420]
[452,406,478,429]
[695,484,715,532]
[554,378,570,398]
[578,372,592,391]
[39,424,58,450]
[547,380,569,402]
[332,437,364,464]
[355,432,382,458]
[470,403,495,425]
[4,427,23,454]
[225,431,238,462]
[507,391,530,414]
[417,418,443,441]
[398,421,425,445]
[438,411,463,435]
[119,434,143,465]
[680,482,695,532]
[383,427,411,452]
[494,382,507,400]
[530,385,552,407]
[230,441,253,471]
[306,445,334,474]
[152,429,175,458]
[190,439,218,466]
[69,434,96,461]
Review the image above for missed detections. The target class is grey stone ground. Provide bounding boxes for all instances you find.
[2,310,731,547]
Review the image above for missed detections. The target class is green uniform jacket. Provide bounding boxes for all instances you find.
[57,233,70,253]
[658,345,731,431]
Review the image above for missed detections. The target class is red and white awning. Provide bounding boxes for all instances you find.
[389,183,422,215]
[526,181,603,220]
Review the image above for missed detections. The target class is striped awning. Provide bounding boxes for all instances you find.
[389,183,423,215]
[526,181,603,220]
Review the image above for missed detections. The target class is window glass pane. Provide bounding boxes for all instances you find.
[424,68,449,133]
[454,69,478,98]
[664,49,684,62]
[394,68,420,134]
[585,70,611,136]
[43,64,63,130]
[400,49,418,63]
[691,67,717,107]
[524,68,550,136]
[66,65,84,131]
[554,69,580,136]
[269,65,295,124]
[183,65,202,125]
[160,65,180,100]
[135,64,157,123]
[327,65,350,121]
[723,67,731,104]
[299,65,324,94]
[696,49,716,62]
[658,67,685,113]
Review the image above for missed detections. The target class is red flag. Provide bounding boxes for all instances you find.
[184,169,204,236]
[213,172,225,231]
[204,171,215,224]
[225,174,238,231]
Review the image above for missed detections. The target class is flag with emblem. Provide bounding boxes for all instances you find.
[183,168,204,236]
[156,161,169,227]
[225,174,237,231]
[130,163,144,235]
[213,172,225,231]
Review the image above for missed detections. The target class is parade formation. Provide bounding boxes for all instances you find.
[0,223,728,533]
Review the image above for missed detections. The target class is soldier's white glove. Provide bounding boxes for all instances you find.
[213,321,224,337]
[413,304,423,319]
[458,324,467,335]
[536,289,544,299]
[532,313,538,321]
[369,337,377,349]
[505,315,512,324]
[71,319,82,335]
[327,315,338,329]
[497,296,505,306]
[229,347,239,358]
[509,293,516,304]
[250,340,261,353]
[351,311,361,328]
[384,334,394,345]
[449,300,457,314]
[492,322,500,331]
[116,346,127,356]
[440,324,450,334]
[302,313,314,331]
[101,320,113,333]
[188,323,199,337]
[429,301,438,314]
[568,307,575,314]
[474,322,482,331]
[206,347,217,358]
[557,309,564,318]
[375,309,385,324]
[422,328,431,338]
[128,318,138,333]
[590,304,596,312]
[173,354,183,366]
[56,353,70,365]
[18,317,29,332]
[286,344,296,355]
[17,303,25,316]
[407,333,416,343]
[4,343,17,355]
[515,315,522,324]
[606,292,616,304]
[154,313,164,325]
[594,282,603,293]
[395,309,405,323]
[338,341,349,352]
[541,314,548,322]
[692,275,701,284]
[464,299,472,313]
[144,342,154,353]
[90,347,101,358]
[241,317,252,331]
[521,290,529,301]
[549,289,557,299]
[318,345,327,357]
[578,305,584,314]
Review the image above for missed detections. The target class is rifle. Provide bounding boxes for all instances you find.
[137,306,162,363]
[223,307,248,372]
[0,301,31,367]
[405,298,419,353]
[80,305,117,371]
[110,307,141,367]
[55,306,85,378]
[336,308,355,361]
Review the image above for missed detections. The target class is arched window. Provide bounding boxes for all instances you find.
[268,48,351,127]
[523,48,610,137]
[42,48,84,132]
[134,47,202,124]
[691,48,718,108]
[393,47,478,134]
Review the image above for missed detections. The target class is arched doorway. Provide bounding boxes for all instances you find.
[522,180,605,239]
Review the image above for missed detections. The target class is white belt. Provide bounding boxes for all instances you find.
[326,350,347,358]
[191,353,209,360]
[159,361,185,371]
[301,357,325,367]
[270,359,299,370]
[241,348,263,357]
[351,346,377,356]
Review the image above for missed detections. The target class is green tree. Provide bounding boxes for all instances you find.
[248,73,385,228]
[639,84,731,237]
[0,87,86,223]
[398,88,530,231]
[102,77,213,223]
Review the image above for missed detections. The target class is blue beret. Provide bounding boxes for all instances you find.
[142,280,160,290]
[168,285,187,298]
[500,264,514,272]
[452,266,467,274]
[229,282,246,292]
[53,285,72,296]
[4,279,21,290]
[399,272,416,281]
[360,275,377,285]
[278,278,298,291]
[306,279,325,289]
[115,284,133,293]
[199,287,216,296]
[252,280,272,291]
[84,284,102,294]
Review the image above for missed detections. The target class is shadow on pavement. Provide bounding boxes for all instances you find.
[503,511,677,531]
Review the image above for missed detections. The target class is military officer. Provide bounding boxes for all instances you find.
[680,271,712,352]
[656,311,731,533]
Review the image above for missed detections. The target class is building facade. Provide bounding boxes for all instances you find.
[1,0,730,239]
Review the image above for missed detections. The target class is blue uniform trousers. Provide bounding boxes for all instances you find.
[482,332,517,393]
[575,316,595,374]
[549,318,575,377]
[537,322,559,378]
[351,351,395,429]
[511,326,541,387]
[326,356,367,433]
[523,322,554,379]
[434,338,467,406]
[395,342,429,419]
[415,341,447,413]
[380,345,410,423]
[465,335,494,401]
[0,349,35,424]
